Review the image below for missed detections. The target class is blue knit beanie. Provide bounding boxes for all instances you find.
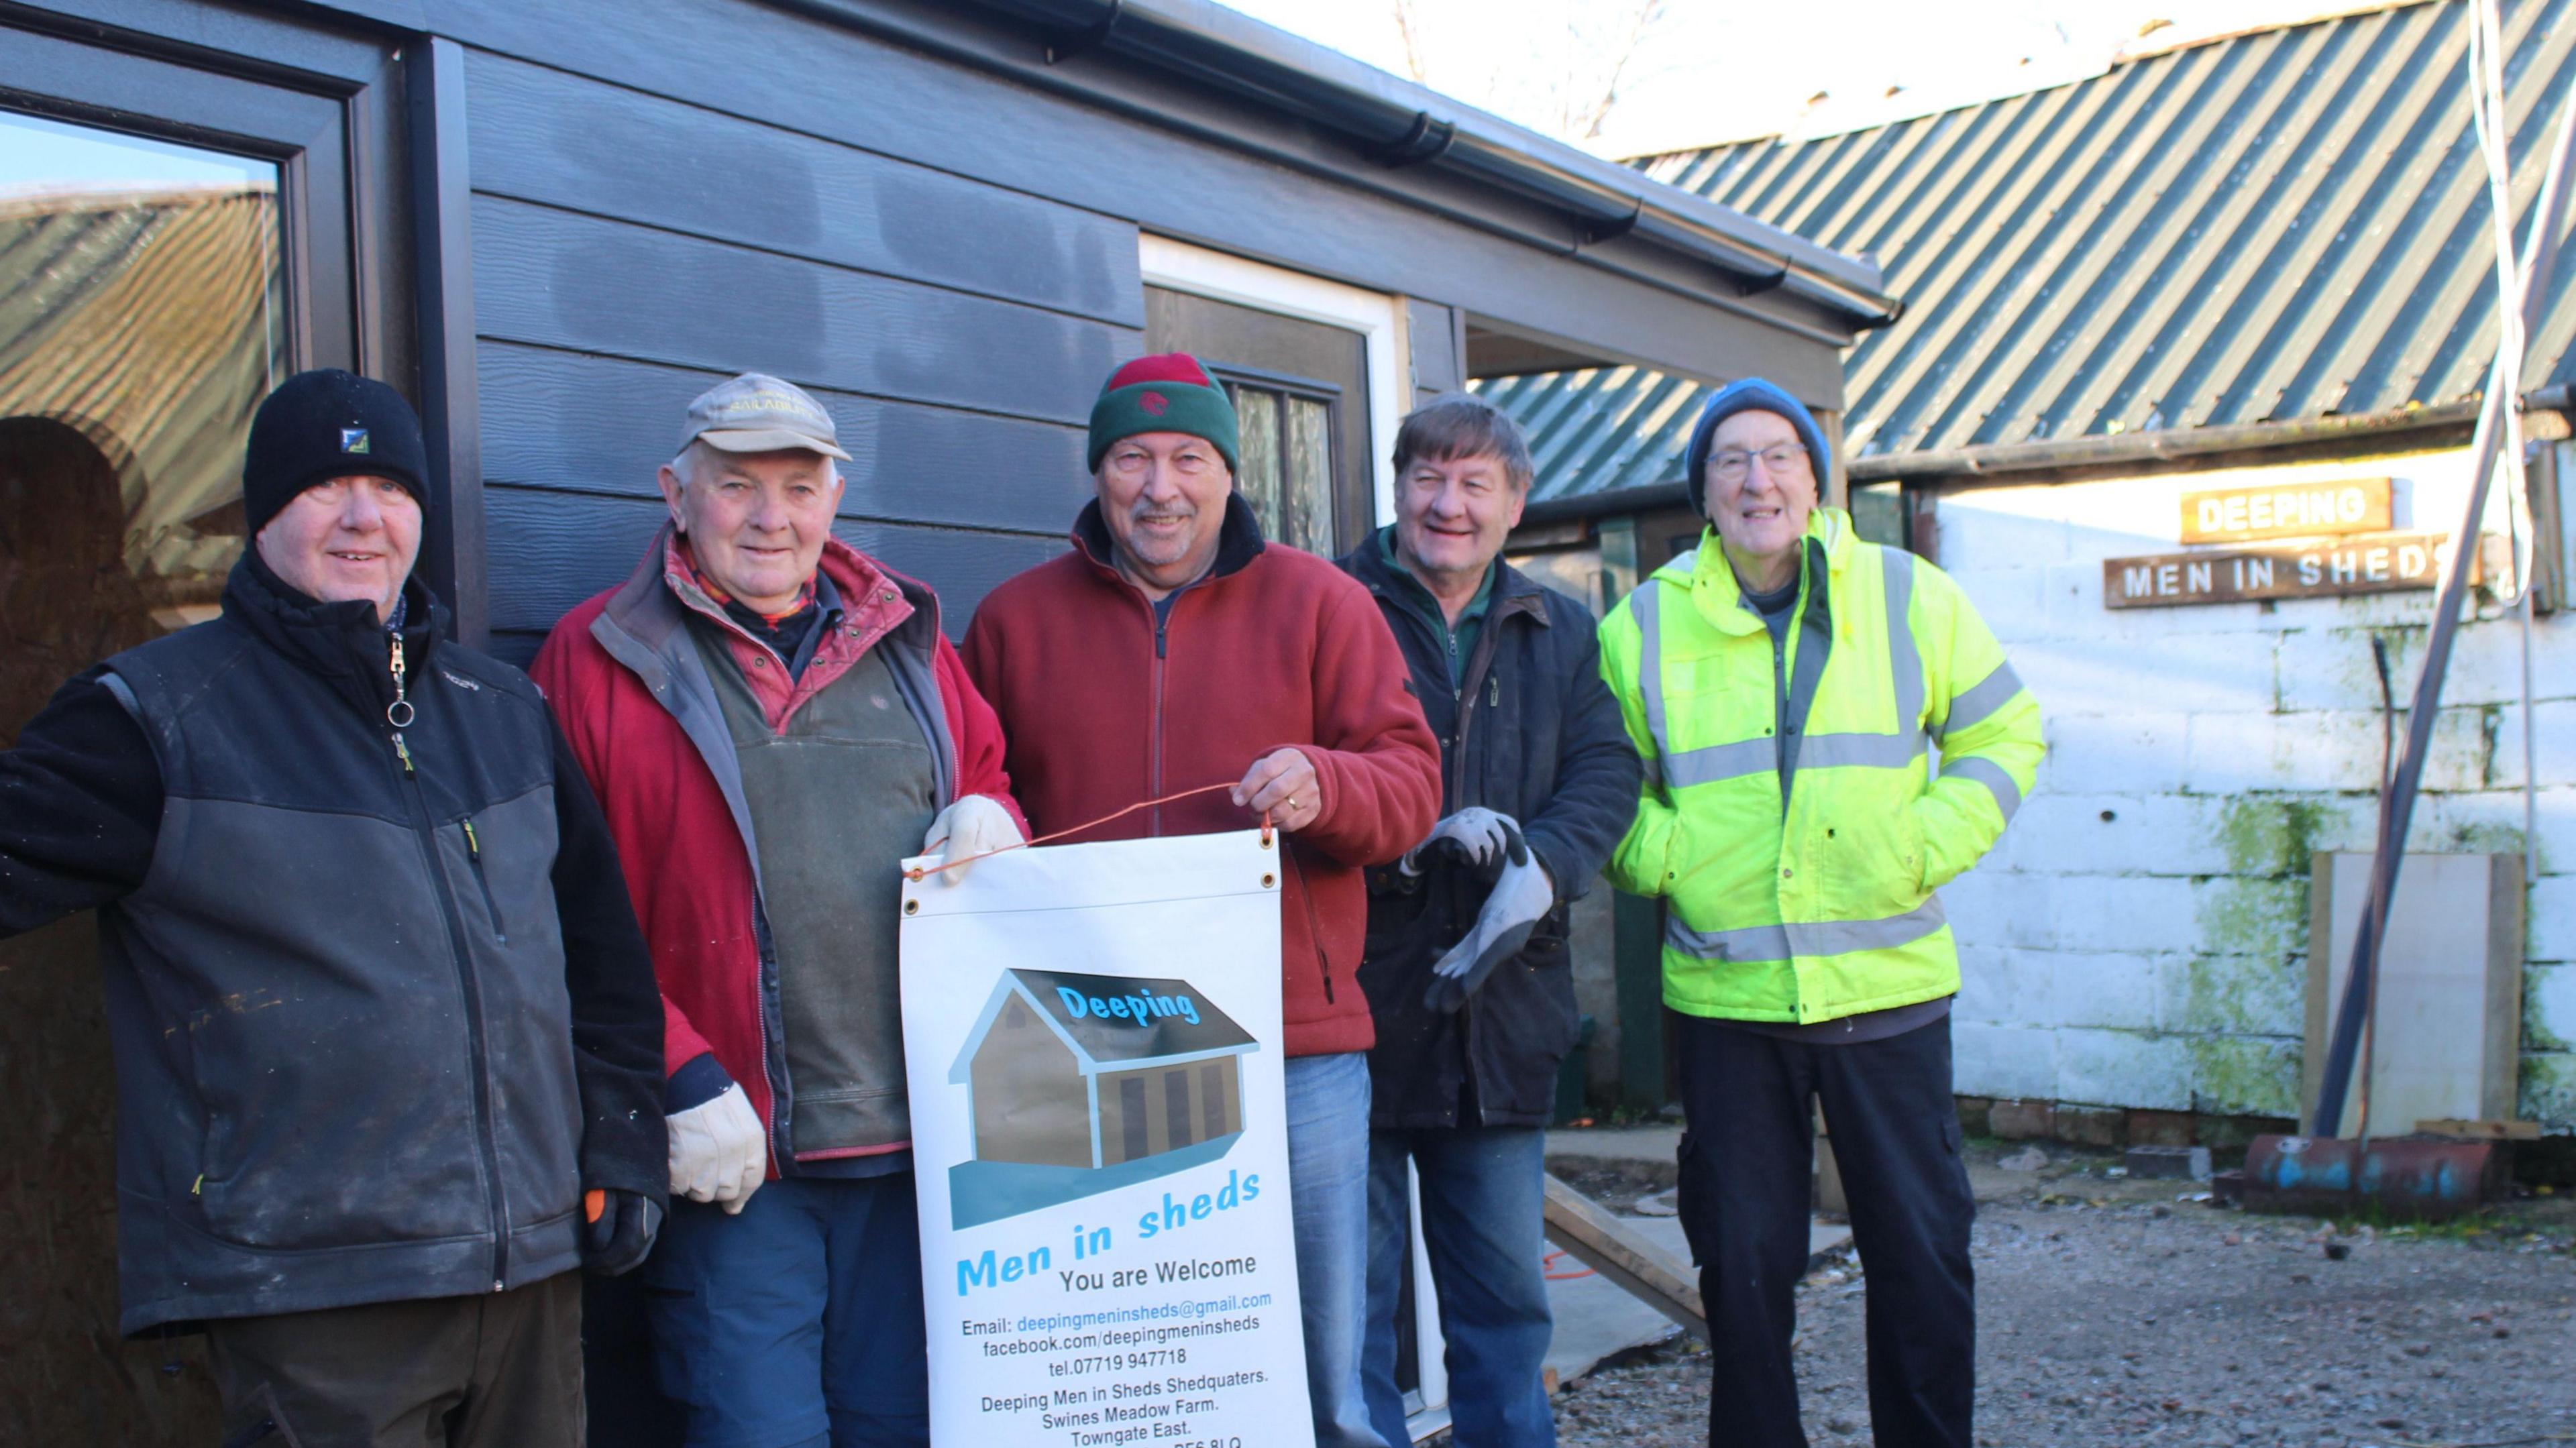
[1679,378,1833,518]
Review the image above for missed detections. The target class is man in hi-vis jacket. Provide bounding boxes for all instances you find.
[1599,378,2042,1448]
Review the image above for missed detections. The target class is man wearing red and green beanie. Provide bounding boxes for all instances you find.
[964,353,1442,1448]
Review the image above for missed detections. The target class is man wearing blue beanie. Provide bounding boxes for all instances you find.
[1601,377,2043,1448]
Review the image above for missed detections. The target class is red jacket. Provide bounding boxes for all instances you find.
[533,528,1020,1164]
[963,497,1441,1057]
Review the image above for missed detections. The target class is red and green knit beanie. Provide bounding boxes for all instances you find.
[1087,353,1240,474]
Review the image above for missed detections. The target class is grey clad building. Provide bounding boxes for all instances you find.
[0,0,1892,1437]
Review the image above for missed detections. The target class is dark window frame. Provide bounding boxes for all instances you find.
[1206,360,1354,555]
[0,4,445,628]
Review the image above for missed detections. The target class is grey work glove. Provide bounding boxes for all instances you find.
[584,1188,664,1277]
[1424,818,1554,1014]
[1401,806,1515,876]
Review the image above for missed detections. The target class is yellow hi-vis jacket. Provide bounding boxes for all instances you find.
[1599,508,2042,1023]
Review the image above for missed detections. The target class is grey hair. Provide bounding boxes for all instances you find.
[1392,391,1534,492]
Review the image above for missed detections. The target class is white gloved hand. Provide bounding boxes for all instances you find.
[667,1082,767,1215]
[1424,819,1554,1014]
[1401,806,1515,876]
[920,794,1024,884]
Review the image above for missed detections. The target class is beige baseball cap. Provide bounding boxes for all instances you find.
[679,372,851,461]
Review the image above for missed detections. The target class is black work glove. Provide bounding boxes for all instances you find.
[584,1188,663,1277]
[1423,818,1554,1015]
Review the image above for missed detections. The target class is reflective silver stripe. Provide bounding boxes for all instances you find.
[1664,898,1951,962]
[1941,755,2023,822]
[1941,661,2025,740]
[1796,731,1927,769]
[1665,737,1776,786]
[1882,546,1924,729]
[1635,579,1670,757]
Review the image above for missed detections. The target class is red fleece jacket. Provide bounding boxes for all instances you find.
[533,533,1019,1144]
[962,498,1442,1057]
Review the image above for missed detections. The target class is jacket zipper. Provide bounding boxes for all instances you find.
[385,630,512,1292]
[1446,612,1510,1124]
[462,820,507,943]
[1148,597,1169,834]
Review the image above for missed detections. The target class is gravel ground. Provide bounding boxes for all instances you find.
[1546,1144,2576,1448]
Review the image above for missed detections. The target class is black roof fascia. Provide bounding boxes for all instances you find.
[786,0,1898,332]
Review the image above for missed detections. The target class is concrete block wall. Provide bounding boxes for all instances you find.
[1938,443,2576,1129]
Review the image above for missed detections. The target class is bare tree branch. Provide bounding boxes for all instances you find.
[1572,0,1670,140]
[1390,0,1433,84]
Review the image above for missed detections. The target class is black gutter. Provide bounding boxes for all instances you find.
[955,0,1900,329]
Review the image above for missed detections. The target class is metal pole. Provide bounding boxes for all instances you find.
[2312,83,2576,1136]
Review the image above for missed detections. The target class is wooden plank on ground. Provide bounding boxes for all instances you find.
[1540,1172,1707,1343]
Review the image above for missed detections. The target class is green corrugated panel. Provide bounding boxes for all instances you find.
[1490,0,2576,502]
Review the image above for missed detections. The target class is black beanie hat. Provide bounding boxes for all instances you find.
[241,369,431,537]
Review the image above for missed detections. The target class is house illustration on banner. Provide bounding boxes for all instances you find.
[946,968,1256,1229]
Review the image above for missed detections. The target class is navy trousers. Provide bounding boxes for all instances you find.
[1672,1013,1975,1448]
[643,1174,929,1448]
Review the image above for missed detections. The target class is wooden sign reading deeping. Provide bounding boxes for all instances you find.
[2178,477,2392,543]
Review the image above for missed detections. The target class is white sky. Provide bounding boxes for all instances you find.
[1216,0,2410,156]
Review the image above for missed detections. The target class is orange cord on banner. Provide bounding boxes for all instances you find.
[903,783,1274,881]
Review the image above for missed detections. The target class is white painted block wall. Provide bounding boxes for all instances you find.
[1937,443,2576,1127]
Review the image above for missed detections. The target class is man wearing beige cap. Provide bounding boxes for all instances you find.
[534,373,1025,1447]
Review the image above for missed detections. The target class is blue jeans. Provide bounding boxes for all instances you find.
[1287,1052,1389,1448]
[1362,1126,1556,1448]
[643,1174,928,1448]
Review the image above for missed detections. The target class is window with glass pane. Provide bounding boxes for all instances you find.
[0,108,286,665]
[1222,378,1338,555]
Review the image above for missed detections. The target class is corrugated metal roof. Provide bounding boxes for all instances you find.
[1483,0,2576,504]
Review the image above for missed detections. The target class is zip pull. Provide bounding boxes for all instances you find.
[463,819,481,859]
[392,732,415,777]
[386,631,415,730]
[1489,675,1500,707]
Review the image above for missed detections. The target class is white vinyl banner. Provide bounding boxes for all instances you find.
[899,828,1316,1448]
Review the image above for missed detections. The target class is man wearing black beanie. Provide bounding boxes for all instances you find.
[0,369,669,1446]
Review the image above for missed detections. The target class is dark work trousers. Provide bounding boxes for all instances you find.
[1672,1012,1974,1448]
[205,1271,584,1448]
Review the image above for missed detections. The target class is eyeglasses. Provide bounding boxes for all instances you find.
[1708,444,1812,484]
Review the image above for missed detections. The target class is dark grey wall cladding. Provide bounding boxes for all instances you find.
[476,342,1094,533]
[471,194,1136,423]
[461,45,1136,651]
[462,49,1143,329]
[480,486,1065,666]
